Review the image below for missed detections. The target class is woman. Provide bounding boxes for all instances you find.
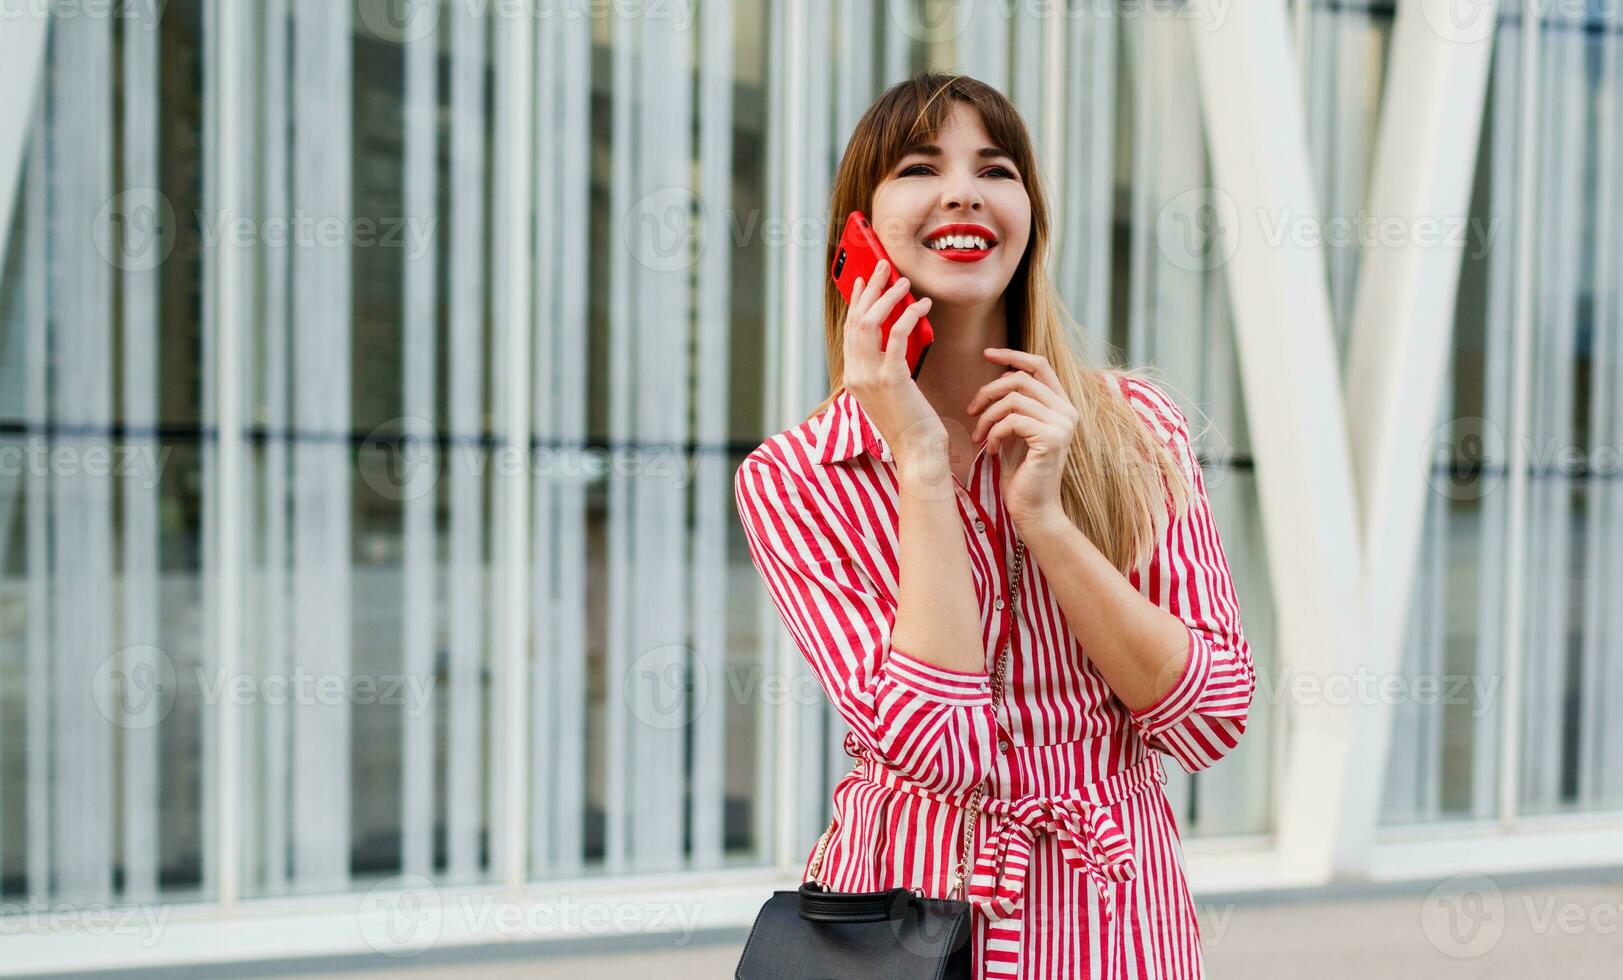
[733,72,1255,980]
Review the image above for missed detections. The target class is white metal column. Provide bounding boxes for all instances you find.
[211,0,251,909]
[0,4,48,275]
[492,3,535,891]
[1337,0,1499,873]
[1187,0,1366,886]
[1498,0,1546,832]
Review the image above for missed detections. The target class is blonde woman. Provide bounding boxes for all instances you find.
[734,72,1255,979]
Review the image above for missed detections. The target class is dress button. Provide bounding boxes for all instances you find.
[998,740,1010,753]
[994,597,1005,610]
[974,519,986,534]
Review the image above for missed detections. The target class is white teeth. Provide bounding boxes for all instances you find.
[927,234,992,251]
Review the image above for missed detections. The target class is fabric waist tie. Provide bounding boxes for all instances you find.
[850,740,1168,927]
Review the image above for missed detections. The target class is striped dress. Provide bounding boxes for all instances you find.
[733,372,1255,979]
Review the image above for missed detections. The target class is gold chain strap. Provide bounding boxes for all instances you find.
[950,538,1024,900]
[806,537,1028,903]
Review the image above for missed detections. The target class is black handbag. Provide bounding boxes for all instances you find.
[735,541,1028,980]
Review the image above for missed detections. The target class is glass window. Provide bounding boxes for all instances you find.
[0,0,211,906]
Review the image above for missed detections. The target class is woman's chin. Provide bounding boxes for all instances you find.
[916,283,1002,311]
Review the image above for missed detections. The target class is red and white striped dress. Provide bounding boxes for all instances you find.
[733,372,1255,979]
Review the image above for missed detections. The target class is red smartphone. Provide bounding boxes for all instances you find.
[831,211,934,379]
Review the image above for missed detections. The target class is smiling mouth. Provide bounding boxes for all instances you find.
[923,234,997,253]
[922,230,998,264]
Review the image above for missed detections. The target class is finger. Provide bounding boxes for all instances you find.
[985,413,1046,456]
[968,370,1070,417]
[973,395,1054,445]
[883,297,933,373]
[847,273,884,344]
[983,347,1064,394]
[849,273,882,337]
[844,278,866,363]
[861,260,891,311]
[850,273,878,325]
[972,392,1063,444]
[864,274,913,329]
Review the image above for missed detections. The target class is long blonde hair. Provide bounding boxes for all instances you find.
[809,71,1198,574]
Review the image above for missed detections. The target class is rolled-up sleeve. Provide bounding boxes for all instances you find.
[734,453,997,794]
[1125,398,1256,774]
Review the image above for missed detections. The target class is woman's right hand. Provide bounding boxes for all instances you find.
[842,260,944,467]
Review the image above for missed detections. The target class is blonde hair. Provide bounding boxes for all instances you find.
[809,71,1200,574]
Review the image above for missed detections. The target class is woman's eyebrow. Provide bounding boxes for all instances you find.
[898,143,1015,162]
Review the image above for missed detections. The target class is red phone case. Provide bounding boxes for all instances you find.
[831,211,934,379]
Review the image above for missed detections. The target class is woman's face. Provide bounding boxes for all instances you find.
[868,101,1032,318]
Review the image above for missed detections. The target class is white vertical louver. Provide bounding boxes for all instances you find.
[956,0,1008,88]
[837,0,875,141]
[691,0,738,868]
[256,0,295,894]
[1578,5,1623,812]
[1521,13,1583,814]
[1057,3,1116,345]
[1466,9,1520,824]
[290,0,353,891]
[759,0,788,863]
[529,0,591,880]
[120,3,162,903]
[24,81,51,904]
[603,3,635,876]
[446,0,489,882]
[1010,0,1044,130]
[882,0,911,86]
[48,6,115,906]
[627,2,694,871]
[400,0,439,882]
[554,8,589,876]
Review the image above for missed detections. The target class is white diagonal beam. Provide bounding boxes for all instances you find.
[1338,0,1499,872]
[1188,0,1367,885]
[0,7,49,275]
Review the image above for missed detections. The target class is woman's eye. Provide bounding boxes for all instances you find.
[900,163,1017,178]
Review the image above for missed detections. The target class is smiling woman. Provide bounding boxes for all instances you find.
[737,71,1256,980]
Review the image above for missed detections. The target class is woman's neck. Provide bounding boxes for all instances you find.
[914,296,1013,453]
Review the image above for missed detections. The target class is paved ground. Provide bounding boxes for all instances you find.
[258,872,1622,979]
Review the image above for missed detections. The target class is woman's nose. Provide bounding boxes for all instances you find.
[940,172,984,211]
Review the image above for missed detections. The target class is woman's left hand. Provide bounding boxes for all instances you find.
[967,348,1078,531]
